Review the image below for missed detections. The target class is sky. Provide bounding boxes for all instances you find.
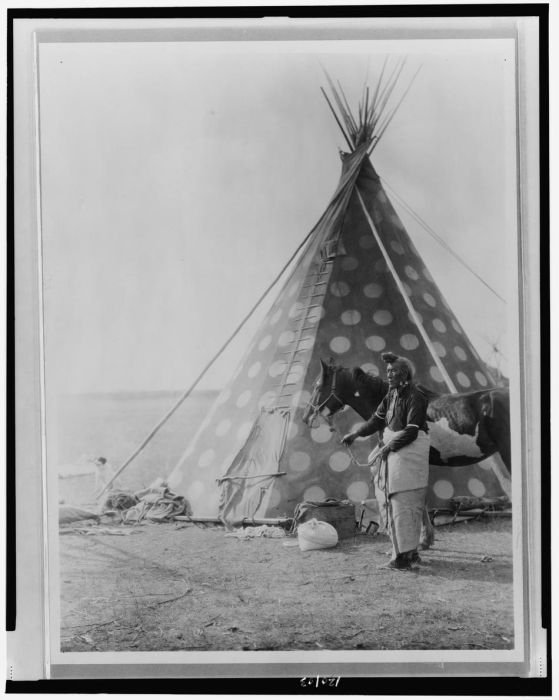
[38,36,518,394]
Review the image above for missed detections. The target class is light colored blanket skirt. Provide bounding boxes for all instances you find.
[369,427,430,494]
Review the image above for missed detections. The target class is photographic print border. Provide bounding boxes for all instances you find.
[6,3,550,693]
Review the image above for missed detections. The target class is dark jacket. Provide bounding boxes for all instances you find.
[354,382,429,452]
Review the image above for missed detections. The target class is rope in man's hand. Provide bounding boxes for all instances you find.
[312,409,382,469]
[339,425,390,468]
[369,446,391,466]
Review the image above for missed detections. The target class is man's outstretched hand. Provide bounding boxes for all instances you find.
[341,432,357,447]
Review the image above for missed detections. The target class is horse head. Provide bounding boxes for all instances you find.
[302,360,388,426]
[302,359,346,427]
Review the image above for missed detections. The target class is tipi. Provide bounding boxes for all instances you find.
[167,66,508,522]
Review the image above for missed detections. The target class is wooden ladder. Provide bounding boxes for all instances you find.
[272,258,335,410]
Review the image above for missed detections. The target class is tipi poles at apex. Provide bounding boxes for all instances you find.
[323,60,504,390]
[322,59,457,393]
[321,57,421,152]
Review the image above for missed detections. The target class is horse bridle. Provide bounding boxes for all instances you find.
[305,366,373,468]
[305,366,346,428]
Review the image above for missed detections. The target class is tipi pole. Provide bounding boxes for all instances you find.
[371,57,406,129]
[320,88,353,150]
[370,56,389,117]
[355,188,458,393]
[336,81,359,135]
[381,177,506,306]
[372,66,422,150]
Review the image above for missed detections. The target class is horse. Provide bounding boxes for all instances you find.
[302,359,511,548]
[303,359,511,471]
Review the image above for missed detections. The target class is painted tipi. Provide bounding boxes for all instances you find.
[167,67,508,521]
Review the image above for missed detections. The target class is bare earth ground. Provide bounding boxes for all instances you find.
[60,518,513,652]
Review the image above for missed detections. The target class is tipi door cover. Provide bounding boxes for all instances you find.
[217,409,290,523]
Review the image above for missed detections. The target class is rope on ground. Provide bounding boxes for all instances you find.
[148,581,192,608]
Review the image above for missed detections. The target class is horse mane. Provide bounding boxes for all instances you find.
[350,364,440,400]
[350,366,386,392]
[324,360,440,399]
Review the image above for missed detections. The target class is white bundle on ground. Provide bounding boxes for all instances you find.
[297,518,338,551]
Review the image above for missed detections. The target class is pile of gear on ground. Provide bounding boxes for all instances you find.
[58,491,511,552]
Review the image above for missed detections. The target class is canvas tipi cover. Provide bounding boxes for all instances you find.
[167,74,508,521]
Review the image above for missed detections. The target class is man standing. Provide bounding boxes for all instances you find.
[342,352,430,570]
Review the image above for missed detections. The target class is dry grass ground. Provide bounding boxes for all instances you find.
[60,517,513,652]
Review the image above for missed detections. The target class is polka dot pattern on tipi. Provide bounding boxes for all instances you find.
[167,134,505,518]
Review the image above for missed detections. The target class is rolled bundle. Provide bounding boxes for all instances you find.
[297,518,338,551]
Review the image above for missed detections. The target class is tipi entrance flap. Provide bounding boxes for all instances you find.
[217,409,290,523]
